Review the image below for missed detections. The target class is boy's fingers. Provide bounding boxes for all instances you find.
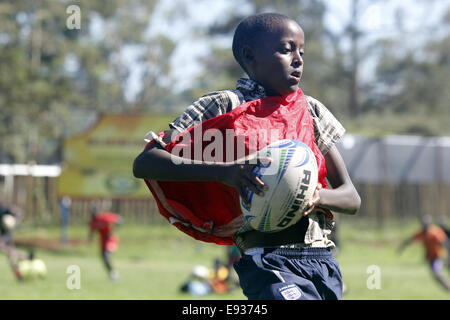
[244,177,265,197]
[310,196,320,207]
[237,185,250,206]
[255,176,269,191]
[303,202,317,216]
[242,170,266,190]
[303,193,320,216]
[246,158,271,188]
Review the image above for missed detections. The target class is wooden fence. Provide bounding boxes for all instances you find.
[350,183,450,226]
[1,175,449,226]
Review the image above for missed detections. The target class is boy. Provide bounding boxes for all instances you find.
[88,205,122,282]
[0,198,27,280]
[133,13,360,300]
[398,215,450,291]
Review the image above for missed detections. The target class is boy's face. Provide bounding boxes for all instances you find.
[247,20,305,97]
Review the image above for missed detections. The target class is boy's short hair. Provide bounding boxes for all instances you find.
[232,13,295,73]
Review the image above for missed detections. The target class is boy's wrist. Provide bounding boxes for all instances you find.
[204,162,229,183]
[173,161,229,183]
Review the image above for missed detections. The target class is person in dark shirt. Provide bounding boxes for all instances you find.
[0,197,27,280]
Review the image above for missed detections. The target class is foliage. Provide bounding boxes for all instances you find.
[0,0,172,163]
[1,0,449,163]
[189,0,450,134]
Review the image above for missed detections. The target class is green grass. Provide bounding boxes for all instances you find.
[1,221,449,300]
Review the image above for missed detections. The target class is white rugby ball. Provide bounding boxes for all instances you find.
[240,139,318,232]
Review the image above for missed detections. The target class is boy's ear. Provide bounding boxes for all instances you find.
[242,45,256,65]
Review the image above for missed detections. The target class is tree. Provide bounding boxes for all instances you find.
[0,0,176,163]
[187,0,337,111]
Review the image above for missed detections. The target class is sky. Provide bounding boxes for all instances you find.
[120,0,450,102]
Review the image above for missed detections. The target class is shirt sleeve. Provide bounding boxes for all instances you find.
[413,231,424,241]
[169,90,234,133]
[306,96,346,155]
[432,227,447,242]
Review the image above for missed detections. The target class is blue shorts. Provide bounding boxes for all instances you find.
[233,247,343,300]
[431,259,444,273]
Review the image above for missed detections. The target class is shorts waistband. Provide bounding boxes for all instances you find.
[234,217,310,254]
[245,246,332,259]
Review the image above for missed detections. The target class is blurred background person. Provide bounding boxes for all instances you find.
[0,197,28,280]
[398,214,450,291]
[60,196,71,247]
[88,205,122,282]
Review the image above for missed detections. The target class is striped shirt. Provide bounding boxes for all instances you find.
[169,77,345,156]
[166,77,346,248]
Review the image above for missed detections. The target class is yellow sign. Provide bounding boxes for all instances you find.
[58,114,174,198]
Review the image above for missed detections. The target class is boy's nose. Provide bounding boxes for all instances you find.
[292,53,303,67]
[292,58,302,68]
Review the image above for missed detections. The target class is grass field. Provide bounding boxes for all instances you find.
[1,220,449,300]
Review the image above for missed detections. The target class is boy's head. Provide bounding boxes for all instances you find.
[90,204,99,219]
[421,214,433,230]
[232,13,305,97]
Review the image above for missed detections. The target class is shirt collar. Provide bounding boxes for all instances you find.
[236,77,266,98]
[236,77,302,104]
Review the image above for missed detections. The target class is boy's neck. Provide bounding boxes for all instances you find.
[245,77,278,97]
[246,76,299,98]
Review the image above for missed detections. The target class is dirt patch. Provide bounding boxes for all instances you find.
[15,237,88,251]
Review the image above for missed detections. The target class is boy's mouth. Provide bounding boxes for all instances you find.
[289,71,302,84]
[291,71,301,79]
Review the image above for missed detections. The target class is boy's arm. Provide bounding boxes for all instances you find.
[133,130,268,205]
[315,145,361,215]
[397,236,415,254]
[398,230,423,254]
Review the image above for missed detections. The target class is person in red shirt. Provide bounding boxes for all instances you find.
[89,205,122,282]
[398,214,450,291]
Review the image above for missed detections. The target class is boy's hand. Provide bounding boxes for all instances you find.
[303,183,322,216]
[221,157,271,206]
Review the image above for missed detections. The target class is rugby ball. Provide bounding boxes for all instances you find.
[240,139,318,232]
